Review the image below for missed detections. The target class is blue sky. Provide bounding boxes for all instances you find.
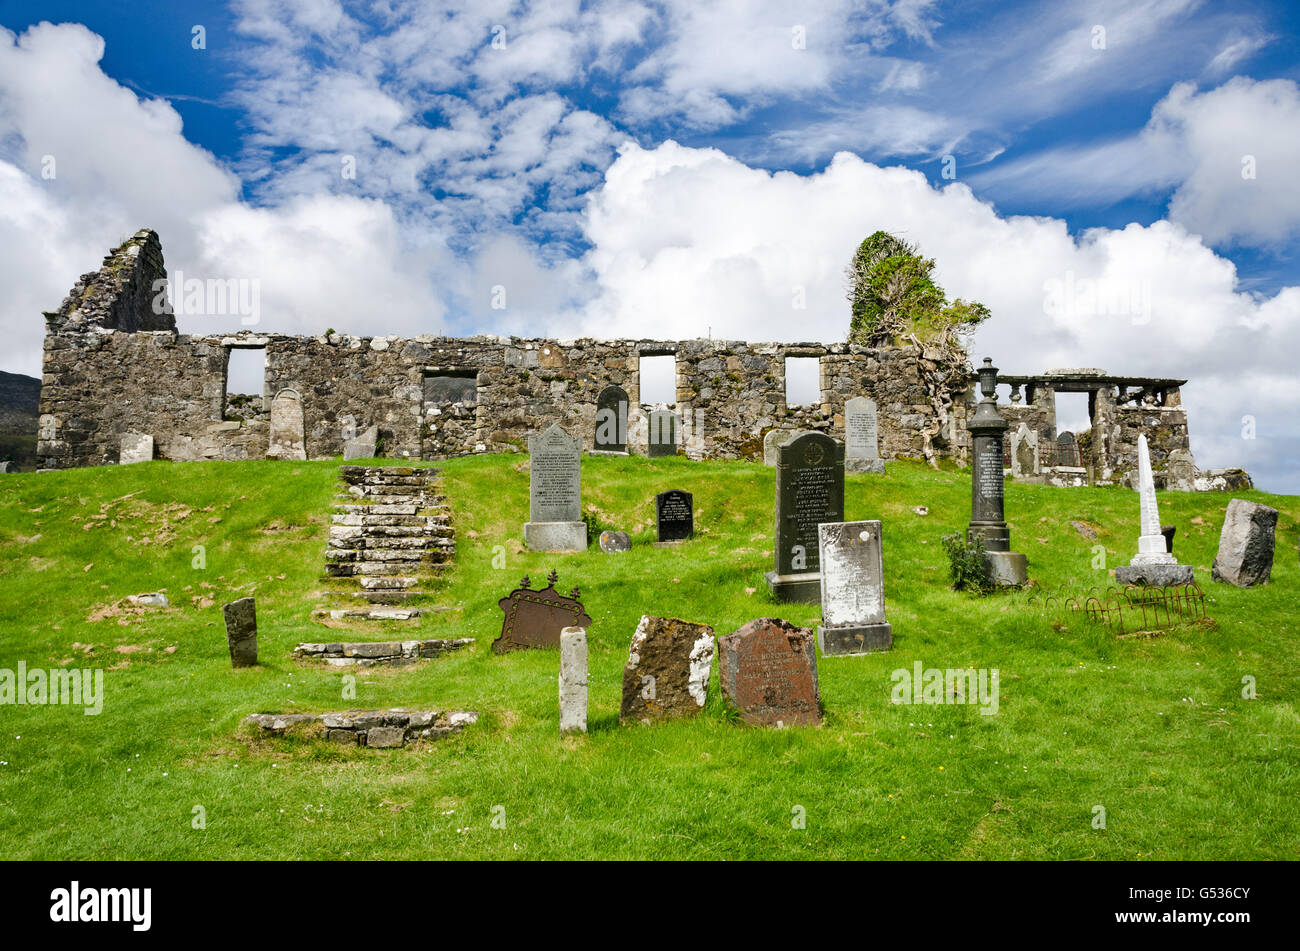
[1,1,1298,489]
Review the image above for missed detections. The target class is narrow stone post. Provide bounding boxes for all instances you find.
[559,627,588,734]
[223,597,258,667]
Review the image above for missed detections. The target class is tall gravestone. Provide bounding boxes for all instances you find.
[524,423,587,552]
[647,409,679,458]
[966,359,1027,585]
[593,385,629,454]
[765,431,844,603]
[1009,422,1038,479]
[267,388,307,460]
[1115,434,1194,586]
[656,489,694,542]
[818,520,893,654]
[844,397,885,474]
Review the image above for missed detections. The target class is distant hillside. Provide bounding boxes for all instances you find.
[0,369,40,469]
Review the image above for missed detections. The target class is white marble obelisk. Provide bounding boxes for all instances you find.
[1115,434,1193,586]
[1133,435,1175,565]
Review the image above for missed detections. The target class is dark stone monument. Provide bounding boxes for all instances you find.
[593,385,629,454]
[1161,524,1176,555]
[717,617,822,726]
[599,530,631,553]
[1056,431,1080,467]
[619,615,715,724]
[817,520,893,654]
[765,431,844,603]
[966,358,1027,586]
[493,570,593,653]
[223,597,258,667]
[647,409,679,458]
[656,489,694,542]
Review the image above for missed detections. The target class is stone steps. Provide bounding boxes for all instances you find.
[319,465,453,613]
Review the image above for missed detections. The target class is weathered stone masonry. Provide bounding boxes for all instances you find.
[36,231,1202,481]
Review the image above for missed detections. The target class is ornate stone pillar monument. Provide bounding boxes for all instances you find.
[967,358,1028,586]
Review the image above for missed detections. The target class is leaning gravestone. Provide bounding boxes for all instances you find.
[619,616,715,724]
[817,520,893,654]
[343,425,378,460]
[763,429,798,467]
[120,433,154,464]
[524,423,587,552]
[494,571,593,653]
[223,597,258,667]
[1212,499,1278,587]
[765,431,844,603]
[1009,422,1038,479]
[717,617,822,726]
[593,385,629,454]
[267,388,307,460]
[647,409,679,458]
[559,627,588,734]
[656,489,694,542]
[0,462,10,473]
[844,397,885,474]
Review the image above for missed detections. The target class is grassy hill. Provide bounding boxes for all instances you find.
[0,454,1296,859]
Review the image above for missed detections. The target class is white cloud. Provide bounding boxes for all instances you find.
[970,77,1300,248]
[578,142,1300,490]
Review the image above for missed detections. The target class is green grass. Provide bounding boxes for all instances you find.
[0,454,1296,859]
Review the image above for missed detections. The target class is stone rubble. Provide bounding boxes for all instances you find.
[293,638,473,667]
[244,708,478,747]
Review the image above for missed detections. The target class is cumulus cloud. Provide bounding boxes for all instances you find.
[970,77,1300,248]
[578,142,1300,489]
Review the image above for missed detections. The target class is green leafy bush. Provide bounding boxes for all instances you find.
[941,531,994,594]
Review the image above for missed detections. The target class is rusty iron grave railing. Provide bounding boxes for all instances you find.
[1024,582,1209,636]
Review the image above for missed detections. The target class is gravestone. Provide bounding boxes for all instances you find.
[763,429,798,466]
[223,597,258,667]
[717,617,822,726]
[1212,499,1278,587]
[494,571,593,653]
[1166,448,1196,491]
[1009,422,1038,479]
[599,530,631,554]
[647,409,679,458]
[0,462,10,473]
[593,385,629,454]
[119,433,154,464]
[619,615,715,725]
[524,423,587,551]
[1056,431,1080,467]
[817,520,893,654]
[1161,524,1176,554]
[343,425,378,460]
[765,431,844,603]
[559,627,588,734]
[1115,434,1194,586]
[656,490,694,542]
[844,397,885,474]
[966,359,1027,586]
[267,388,307,460]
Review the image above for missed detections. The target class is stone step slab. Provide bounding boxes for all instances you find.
[245,707,476,747]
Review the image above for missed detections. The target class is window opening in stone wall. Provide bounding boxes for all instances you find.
[784,356,820,407]
[1052,392,1091,467]
[224,347,266,421]
[638,355,676,405]
[422,370,478,405]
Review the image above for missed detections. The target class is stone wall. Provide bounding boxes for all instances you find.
[38,327,951,468]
